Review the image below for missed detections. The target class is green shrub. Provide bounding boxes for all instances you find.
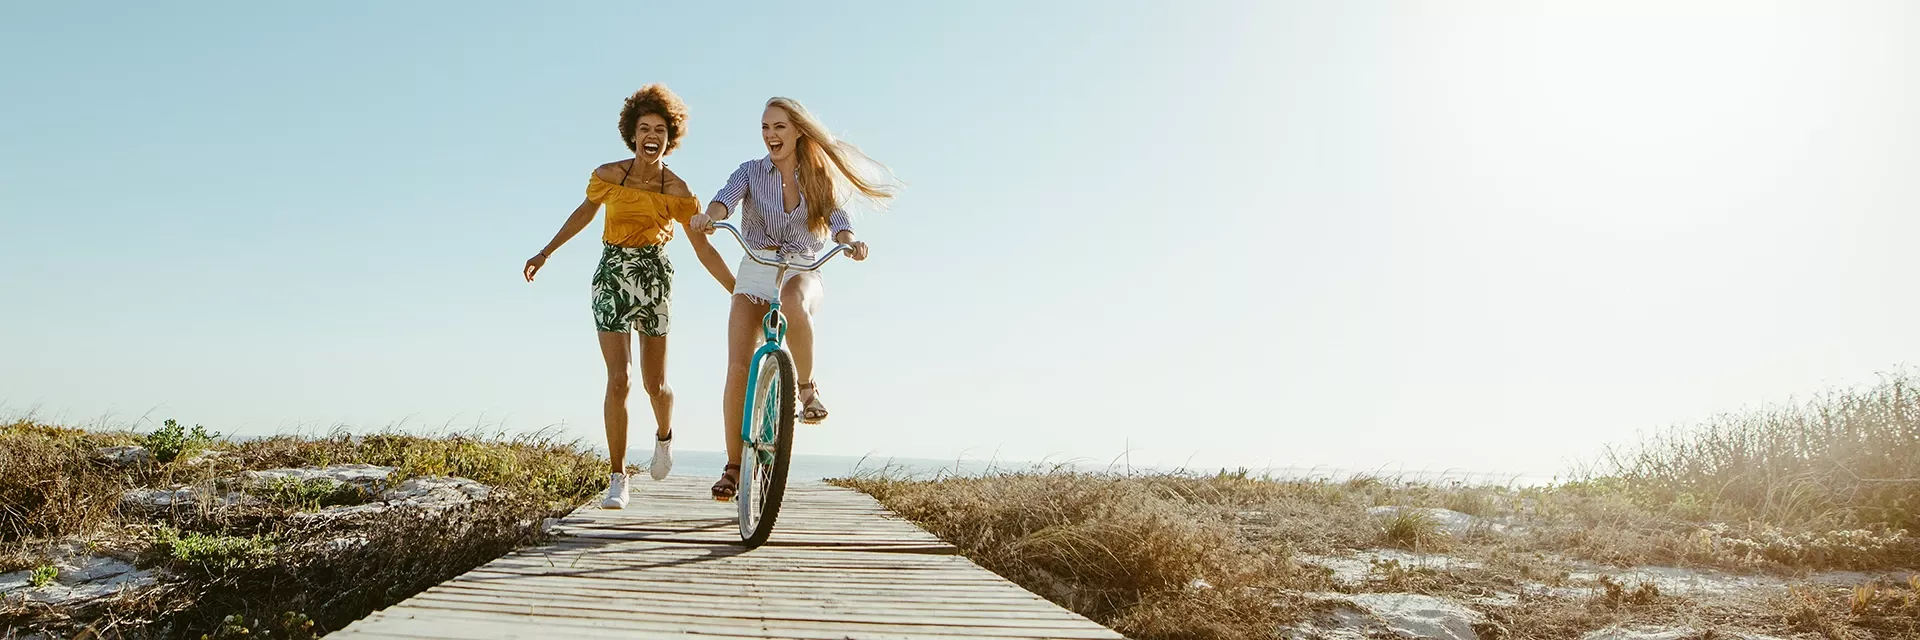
[154,526,276,574]
[252,478,370,510]
[28,564,57,588]
[145,419,222,464]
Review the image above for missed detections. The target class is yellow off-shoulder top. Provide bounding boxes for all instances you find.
[587,173,699,247]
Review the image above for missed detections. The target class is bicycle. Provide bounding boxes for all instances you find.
[710,221,851,547]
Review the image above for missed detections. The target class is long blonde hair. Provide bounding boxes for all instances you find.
[766,97,900,236]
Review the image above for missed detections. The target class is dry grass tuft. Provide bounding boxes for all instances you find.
[167,493,566,635]
[840,472,1315,639]
[1607,370,1920,534]
[1776,580,1920,639]
[220,428,605,504]
[840,371,1920,639]
[1376,509,1443,550]
[0,421,142,544]
[844,467,1798,640]
[0,418,604,638]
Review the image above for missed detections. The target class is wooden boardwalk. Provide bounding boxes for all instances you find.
[332,476,1126,639]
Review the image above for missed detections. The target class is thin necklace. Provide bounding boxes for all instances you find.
[628,159,665,189]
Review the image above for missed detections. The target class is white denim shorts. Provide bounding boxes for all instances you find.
[732,249,818,304]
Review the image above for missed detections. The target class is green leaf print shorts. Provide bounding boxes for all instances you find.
[591,243,673,336]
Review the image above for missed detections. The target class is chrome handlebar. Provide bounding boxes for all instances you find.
[710,222,850,272]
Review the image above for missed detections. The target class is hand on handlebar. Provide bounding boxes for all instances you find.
[688,213,716,235]
[709,221,855,271]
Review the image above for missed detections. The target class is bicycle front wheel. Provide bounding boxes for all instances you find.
[737,348,796,548]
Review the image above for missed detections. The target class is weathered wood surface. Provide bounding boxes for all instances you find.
[332,476,1126,639]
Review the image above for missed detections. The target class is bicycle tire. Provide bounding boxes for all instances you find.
[738,348,797,548]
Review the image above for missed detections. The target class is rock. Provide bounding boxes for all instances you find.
[382,476,492,507]
[1346,593,1485,640]
[1581,626,1788,640]
[316,536,369,554]
[294,476,497,524]
[120,487,196,510]
[119,485,258,512]
[1566,564,1919,602]
[121,466,497,524]
[93,445,152,467]
[299,503,391,521]
[1469,592,1521,608]
[1808,568,1920,587]
[1368,506,1503,537]
[52,556,137,585]
[1297,549,1486,586]
[0,569,32,593]
[242,464,395,492]
[181,449,230,466]
[124,465,395,515]
[0,555,156,607]
[1279,607,1377,640]
[1296,592,1486,640]
[1567,564,1782,598]
[1580,628,1702,640]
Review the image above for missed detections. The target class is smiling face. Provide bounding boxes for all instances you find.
[633,113,670,161]
[762,106,798,163]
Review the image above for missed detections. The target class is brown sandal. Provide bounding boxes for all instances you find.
[711,464,741,502]
[799,382,828,424]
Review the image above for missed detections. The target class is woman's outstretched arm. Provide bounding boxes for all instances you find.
[524,198,598,281]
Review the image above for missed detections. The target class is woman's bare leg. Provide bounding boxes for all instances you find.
[722,295,771,465]
[597,331,633,474]
[636,334,672,440]
[781,273,825,400]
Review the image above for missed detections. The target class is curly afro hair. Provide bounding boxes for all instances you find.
[618,84,689,155]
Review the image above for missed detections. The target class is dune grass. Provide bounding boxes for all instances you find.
[0,419,604,639]
[837,372,1920,639]
[8,371,1918,638]
[1605,371,1920,532]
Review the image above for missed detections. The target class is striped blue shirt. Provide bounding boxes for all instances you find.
[709,156,853,257]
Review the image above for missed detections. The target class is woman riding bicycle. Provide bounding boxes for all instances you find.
[689,96,898,501]
[524,84,733,509]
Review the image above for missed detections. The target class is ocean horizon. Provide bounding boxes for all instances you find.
[620,448,1564,486]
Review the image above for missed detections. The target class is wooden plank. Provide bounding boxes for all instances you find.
[343,608,1093,640]
[476,548,994,572]
[441,570,1058,603]
[428,580,1071,614]
[406,590,1114,631]
[473,560,1011,582]
[486,551,984,571]
[430,575,1062,608]
[372,599,1126,639]
[457,567,1046,595]
[332,479,1124,639]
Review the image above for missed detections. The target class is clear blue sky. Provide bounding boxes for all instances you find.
[4,1,1917,476]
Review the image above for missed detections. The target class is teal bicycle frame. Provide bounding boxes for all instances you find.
[743,316,786,451]
[711,221,850,546]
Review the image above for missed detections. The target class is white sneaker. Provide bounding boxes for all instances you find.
[649,435,673,481]
[600,472,629,509]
